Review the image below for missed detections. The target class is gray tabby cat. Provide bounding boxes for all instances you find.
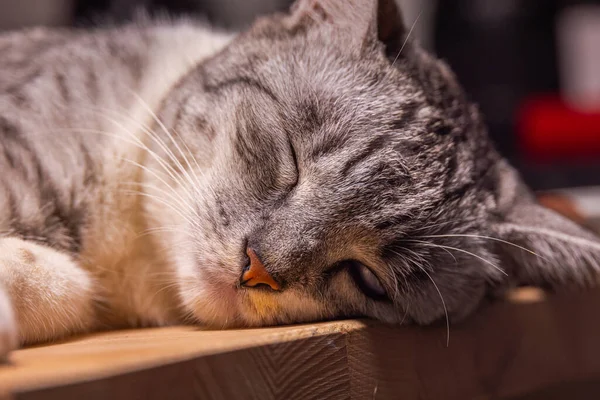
[1,0,599,357]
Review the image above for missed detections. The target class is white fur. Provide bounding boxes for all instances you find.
[0,286,17,360]
[0,237,93,345]
[77,24,234,328]
[0,24,235,346]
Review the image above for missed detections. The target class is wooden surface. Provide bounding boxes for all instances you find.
[2,288,600,399]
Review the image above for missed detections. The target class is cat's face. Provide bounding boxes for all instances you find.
[155,0,600,328]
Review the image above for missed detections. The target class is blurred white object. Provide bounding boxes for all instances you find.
[550,186,600,219]
[557,5,600,111]
[0,0,73,30]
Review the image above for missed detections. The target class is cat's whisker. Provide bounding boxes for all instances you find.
[63,103,203,202]
[171,125,215,199]
[107,118,199,199]
[58,126,148,148]
[47,125,208,220]
[120,100,218,210]
[399,298,410,325]
[148,280,183,302]
[435,246,458,264]
[503,223,600,252]
[418,234,544,260]
[88,93,212,191]
[386,268,403,302]
[391,8,423,67]
[139,270,179,279]
[408,239,508,277]
[120,188,194,226]
[119,180,198,218]
[406,239,458,264]
[397,252,426,298]
[134,229,193,243]
[410,219,463,234]
[119,158,199,217]
[389,248,449,346]
[382,248,416,302]
[417,265,449,347]
[118,179,197,229]
[151,245,199,262]
[127,90,218,200]
[137,225,194,238]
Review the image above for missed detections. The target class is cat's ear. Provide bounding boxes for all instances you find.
[288,0,406,56]
[492,161,600,288]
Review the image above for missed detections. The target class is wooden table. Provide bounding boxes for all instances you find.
[2,288,600,399]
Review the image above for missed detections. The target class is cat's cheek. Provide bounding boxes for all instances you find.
[0,288,18,359]
[176,268,241,327]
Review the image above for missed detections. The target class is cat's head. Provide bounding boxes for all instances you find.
[153,0,600,328]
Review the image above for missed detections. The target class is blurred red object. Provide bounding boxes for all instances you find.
[518,95,600,162]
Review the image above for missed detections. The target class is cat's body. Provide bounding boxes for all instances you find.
[0,22,233,346]
[1,0,600,357]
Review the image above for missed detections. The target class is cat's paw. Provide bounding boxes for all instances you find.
[0,288,18,361]
[0,237,94,346]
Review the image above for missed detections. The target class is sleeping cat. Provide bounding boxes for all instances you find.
[1,0,600,357]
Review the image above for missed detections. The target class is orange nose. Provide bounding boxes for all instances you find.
[240,247,280,291]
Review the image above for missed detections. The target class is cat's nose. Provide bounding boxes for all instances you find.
[240,247,280,291]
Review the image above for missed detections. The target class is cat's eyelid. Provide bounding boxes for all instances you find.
[357,263,388,298]
[342,260,389,301]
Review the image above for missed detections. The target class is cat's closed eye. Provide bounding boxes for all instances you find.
[339,260,388,301]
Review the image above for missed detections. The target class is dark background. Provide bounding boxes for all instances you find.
[1,0,599,191]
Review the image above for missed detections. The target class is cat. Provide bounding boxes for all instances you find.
[1,0,600,358]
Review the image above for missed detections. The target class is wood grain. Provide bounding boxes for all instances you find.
[2,288,600,399]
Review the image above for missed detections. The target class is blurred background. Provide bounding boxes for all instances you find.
[1,0,599,213]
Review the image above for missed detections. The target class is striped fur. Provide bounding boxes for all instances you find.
[1,0,599,356]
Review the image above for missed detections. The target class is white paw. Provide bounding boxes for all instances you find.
[0,238,94,345]
[0,288,18,361]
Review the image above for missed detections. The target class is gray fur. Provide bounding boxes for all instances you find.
[0,26,151,252]
[1,0,600,341]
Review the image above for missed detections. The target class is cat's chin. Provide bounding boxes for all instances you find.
[178,277,328,329]
[181,282,282,329]
[178,276,243,329]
